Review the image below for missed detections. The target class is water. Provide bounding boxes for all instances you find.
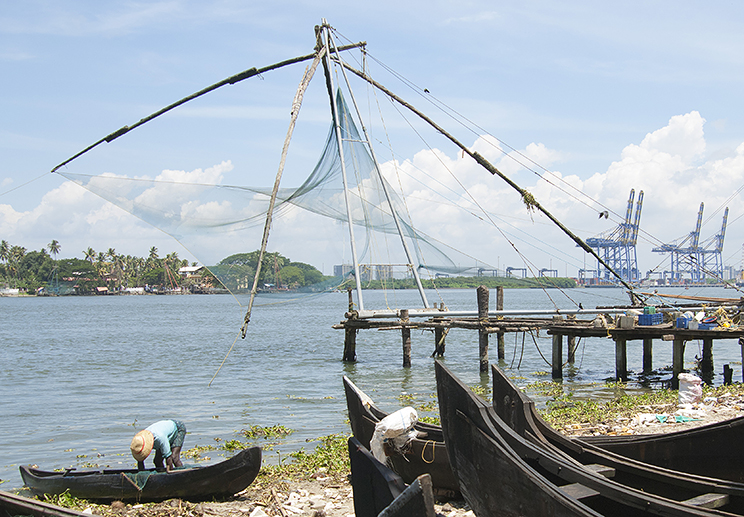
[1,286,742,489]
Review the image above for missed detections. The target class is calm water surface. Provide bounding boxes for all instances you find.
[2,286,741,489]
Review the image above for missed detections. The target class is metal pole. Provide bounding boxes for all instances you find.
[327,33,430,308]
[321,22,365,310]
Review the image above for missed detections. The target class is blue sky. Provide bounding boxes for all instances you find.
[2,1,744,280]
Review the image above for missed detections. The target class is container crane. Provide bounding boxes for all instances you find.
[584,189,643,284]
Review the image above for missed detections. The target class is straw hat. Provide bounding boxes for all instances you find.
[130,430,154,461]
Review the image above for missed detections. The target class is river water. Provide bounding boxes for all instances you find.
[1,286,741,489]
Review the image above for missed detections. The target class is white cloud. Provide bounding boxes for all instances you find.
[3,111,744,275]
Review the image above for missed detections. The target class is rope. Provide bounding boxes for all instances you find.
[209,329,242,387]
[421,440,436,464]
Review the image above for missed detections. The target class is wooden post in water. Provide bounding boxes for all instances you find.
[496,286,505,360]
[672,338,686,389]
[615,337,628,381]
[642,338,653,373]
[551,316,563,379]
[724,364,733,385]
[567,315,577,364]
[477,286,489,372]
[343,327,357,362]
[343,288,357,362]
[401,309,411,368]
[701,338,714,385]
[433,324,447,357]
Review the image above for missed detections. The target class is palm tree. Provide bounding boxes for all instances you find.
[84,247,96,264]
[0,240,9,264]
[8,245,26,282]
[48,240,61,259]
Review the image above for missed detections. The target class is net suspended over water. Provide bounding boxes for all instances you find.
[58,90,487,292]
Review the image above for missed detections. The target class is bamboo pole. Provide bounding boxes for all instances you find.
[333,59,641,304]
[51,42,365,173]
[239,48,326,338]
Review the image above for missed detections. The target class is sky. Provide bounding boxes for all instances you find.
[3,1,744,280]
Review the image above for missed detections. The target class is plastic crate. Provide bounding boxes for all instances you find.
[676,317,689,329]
[639,313,663,326]
[698,323,717,330]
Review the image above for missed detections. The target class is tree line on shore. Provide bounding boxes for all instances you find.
[0,240,328,295]
[0,239,575,295]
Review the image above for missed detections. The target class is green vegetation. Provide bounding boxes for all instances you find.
[0,240,327,295]
[257,434,349,486]
[538,382,744,431]
[207,250,328,292]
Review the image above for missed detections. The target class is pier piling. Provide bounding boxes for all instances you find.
[477,286,489,372]
[496,286,505,361]
[642,338,653,373]
[615,337,628,381]
[401,309,411,367]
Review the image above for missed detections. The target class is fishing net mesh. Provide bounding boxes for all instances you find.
[57,90,480,293]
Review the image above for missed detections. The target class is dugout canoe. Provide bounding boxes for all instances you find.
[343,376,458,495]
[348,436,435,517]
[581,417,744,482]
[435,360,741,516]
[19,447,261,503]
[490,363,744,487]
[0,490,101,517]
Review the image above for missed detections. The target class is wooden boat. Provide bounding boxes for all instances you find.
[348,436,435,517]
[343,376,459,494]
[435,360,741,516]
[581,418,744,483]
[19,447,261,503]
[0,490,101,517]
[490,363,744,489]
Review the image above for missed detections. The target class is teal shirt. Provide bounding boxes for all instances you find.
[146,420,178,459]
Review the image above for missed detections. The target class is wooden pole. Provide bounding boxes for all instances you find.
[240,52,324,339]
[642,338,653,373]
[739,337,744,384]
[724,364,733,385]
[433,326,447,357]
[477,286,489,372]
[343,288,357,362]
[701,338,714,385]
[672,338,686,389]
[401,309,411,367]
[496,286,505,360]
[567,335,577,364]
[615,337,627,381]
[343,326,357,362]
[552,333,563,379]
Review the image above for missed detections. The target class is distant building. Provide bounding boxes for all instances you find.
[334,264,354,277]
[376,265,394,281]
[334,264,372,282]
[178,265,205,280]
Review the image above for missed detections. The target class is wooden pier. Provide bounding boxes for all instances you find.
[335,286,744,388]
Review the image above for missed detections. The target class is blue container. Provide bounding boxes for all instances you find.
[698,323,717,330]
[639,313,663,326]
[676,317,689,329]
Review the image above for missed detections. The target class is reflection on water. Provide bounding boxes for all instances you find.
[1,286,741,488]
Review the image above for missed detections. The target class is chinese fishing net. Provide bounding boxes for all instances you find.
[56,90,485,294]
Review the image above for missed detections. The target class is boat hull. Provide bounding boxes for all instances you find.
[19,447,261,503]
